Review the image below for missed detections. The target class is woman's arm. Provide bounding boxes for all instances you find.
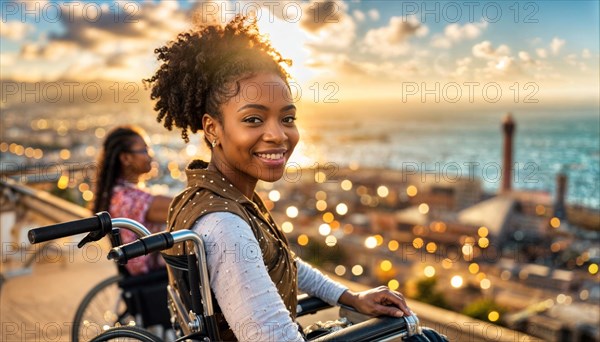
[145,194,172,223]
[296,258,412,318]
[296,258,348,305]
[193,212,305,342]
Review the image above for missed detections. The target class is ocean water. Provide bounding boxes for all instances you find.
[297,107,600,209]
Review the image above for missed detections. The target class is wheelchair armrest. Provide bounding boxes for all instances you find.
[297,294,333,317]
[310,315,417,342]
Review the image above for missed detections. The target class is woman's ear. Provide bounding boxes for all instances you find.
[202,113,218,142]
[119,151,131,167]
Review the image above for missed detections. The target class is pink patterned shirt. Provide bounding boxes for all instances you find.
[110,180,165,275]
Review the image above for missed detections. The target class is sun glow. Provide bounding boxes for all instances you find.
[257,8,314,85]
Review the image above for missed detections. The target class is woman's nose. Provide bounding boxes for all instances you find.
[263,122,287,143]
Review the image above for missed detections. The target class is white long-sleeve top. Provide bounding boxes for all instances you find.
[192,212,348,342]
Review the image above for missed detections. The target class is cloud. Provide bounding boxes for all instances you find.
[565,54,578,66]
[299,0,346,33]
[20,43,41,60]
[353,9,365,22]
[41,41,79,61]
[50,1,191,51]
[301,0,355,51]
[472,56,522,80]
[550,37,565,55]
[0,53,17,68]
[368,9,380,21]
[563,53,588,71]
[472,41,510,59]
[353,8,379,22]
[518,51,532,63]
[362,16,428,57]
[430,36,452,49]
[431,21,488,49]
[306,50,429,82]
[582,48,591,59]
[304,13,356,51]
[470,41,529,80]
[305,52,365,76]
[536,48,547,59]
[452,57,472,78]
[3,0,199,81]
[0,21,33,40]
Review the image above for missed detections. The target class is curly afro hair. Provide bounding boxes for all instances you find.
[144,15,292,143]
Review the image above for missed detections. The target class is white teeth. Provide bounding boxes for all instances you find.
[257,153,284,160]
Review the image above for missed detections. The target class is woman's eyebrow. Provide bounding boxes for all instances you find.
[237,104,296,112]
[237,104,268,112]
[281,104,297,112]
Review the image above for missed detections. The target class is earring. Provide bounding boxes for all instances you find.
[212,140,217,148]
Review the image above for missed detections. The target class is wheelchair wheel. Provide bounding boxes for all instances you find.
[72,275,136,342]
[89,326,163,342]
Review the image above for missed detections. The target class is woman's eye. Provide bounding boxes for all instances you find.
[283,116,297,124]
[244,117,262,124]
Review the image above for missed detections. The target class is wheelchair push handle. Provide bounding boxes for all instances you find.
[28,212,112,244]
[108,232,174,265]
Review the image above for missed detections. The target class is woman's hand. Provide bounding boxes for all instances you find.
[338,286,412,318]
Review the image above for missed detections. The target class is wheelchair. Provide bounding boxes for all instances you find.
[29,213,448,341]
[28,212,171,341]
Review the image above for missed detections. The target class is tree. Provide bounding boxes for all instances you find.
[413,277,450,309]
[461,298,506,323]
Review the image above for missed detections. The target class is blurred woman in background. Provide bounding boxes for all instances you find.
[93,125,172,275]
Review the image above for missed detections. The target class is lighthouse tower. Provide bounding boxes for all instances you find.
[501,113,515,194]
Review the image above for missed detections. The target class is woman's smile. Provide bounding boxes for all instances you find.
[254,149,288,166]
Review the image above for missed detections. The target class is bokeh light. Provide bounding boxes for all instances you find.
[297,234,309,246]
[336,203,348,215]
[318,223,331,236]
[268,190,281,202]
[335,265,346,276]
[341,180,353,191]
[365,236,377,249]
[380,260,393,272]
[281,221,293,233]
[352,265,364,276]
[388,240,399,252]
[424,266,436,277]
[286,206,299,218]
[406,185,418,197]
[450,275,463,288]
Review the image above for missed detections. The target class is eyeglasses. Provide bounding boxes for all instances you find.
[126,147,150,155]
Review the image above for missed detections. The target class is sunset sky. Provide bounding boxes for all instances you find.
[1,0,598,107]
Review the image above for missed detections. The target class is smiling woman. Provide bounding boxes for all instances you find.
[144,15,413,342]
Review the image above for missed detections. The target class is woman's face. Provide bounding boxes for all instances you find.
[121,135,153,176]
[212,72,299,186]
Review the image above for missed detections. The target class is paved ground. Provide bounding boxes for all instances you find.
[1,239,116,341]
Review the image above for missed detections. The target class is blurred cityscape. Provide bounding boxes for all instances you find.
[1,98,599,341]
